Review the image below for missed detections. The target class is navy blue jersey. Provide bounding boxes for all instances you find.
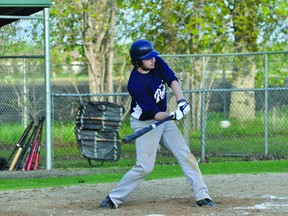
[128,56,178,120]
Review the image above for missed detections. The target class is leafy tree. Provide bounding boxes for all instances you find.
[50,0,116,96]
[227,0,288,121]
[117,0,231,54]
[49,0,287,123]
[118,0,288,124]
[117,0,232,129]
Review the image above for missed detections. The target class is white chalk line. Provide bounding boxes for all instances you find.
[234,194,288,210]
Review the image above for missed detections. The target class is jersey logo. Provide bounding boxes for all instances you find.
[154,82,166,103]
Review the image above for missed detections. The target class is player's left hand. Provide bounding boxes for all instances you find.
[170,111,177,120]
[175,99,190,120]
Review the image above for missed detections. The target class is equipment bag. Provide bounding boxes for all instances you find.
[75,101,124,166]
[75,118,122,131]
[75,129,121,166]
[76,101,123,121]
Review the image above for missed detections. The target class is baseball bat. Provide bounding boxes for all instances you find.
[122,115,174,143]
[12,124,38,171]
[5,121,34,167]
[8,121,34,171]
[33,137,42,170]
[21,118,42,171]
[21,125,38,171]
[33,117,45,170]
[25,117,45,171]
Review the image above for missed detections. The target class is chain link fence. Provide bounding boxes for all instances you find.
[0,22,287,169]
[0,12,47,169]
[47,52,288,168]
[163,53,288,161]
[1,8,287,170]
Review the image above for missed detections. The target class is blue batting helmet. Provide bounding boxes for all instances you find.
[130,39,159,67]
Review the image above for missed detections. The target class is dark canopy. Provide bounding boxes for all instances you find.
[0,0,52,27]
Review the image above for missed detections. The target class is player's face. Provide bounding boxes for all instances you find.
[141,57,156,71]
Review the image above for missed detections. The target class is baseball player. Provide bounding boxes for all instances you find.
[100,39,216,208]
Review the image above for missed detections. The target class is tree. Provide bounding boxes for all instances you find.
[49,0,287,121]
[50,0,116,97]
[227,0,288,121]
[118,0,288,124]
[118,0,232,129]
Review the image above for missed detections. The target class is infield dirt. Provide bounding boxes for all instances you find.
[0,173,287,216]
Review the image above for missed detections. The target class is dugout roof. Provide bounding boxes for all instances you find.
[0,0,52,28]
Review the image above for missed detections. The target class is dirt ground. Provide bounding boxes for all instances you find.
[0,172,287,216]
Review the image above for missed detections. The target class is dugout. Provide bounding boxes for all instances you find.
[0,0,52,169]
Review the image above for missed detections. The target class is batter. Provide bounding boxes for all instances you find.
[100,39,216,209]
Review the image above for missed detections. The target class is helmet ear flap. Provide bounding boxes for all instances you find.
[131,59,142,67]
[136,59,143,67]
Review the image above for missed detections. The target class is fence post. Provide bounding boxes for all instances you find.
[178,72,190,145]
[200,56,207,162]
[23,59,28,127]
[44,8,52,170]
[264,54,269,155]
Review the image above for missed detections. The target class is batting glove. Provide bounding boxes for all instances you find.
[175,99,190,120]
[170,111,177,120]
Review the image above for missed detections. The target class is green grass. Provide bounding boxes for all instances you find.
[1,112,288,161]
[0,124,28,144]
[0,160,287,191]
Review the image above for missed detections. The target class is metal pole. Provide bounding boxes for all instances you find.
[201,56,206,162]
[44,8,52,170]
[0,15,43,20]
[264,54,268,155]
[23,59,28,127]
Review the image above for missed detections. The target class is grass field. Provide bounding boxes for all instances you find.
[0,112,287,170]
[0,160,287,191]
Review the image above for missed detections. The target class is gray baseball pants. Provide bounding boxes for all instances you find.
[109,117,211,208]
